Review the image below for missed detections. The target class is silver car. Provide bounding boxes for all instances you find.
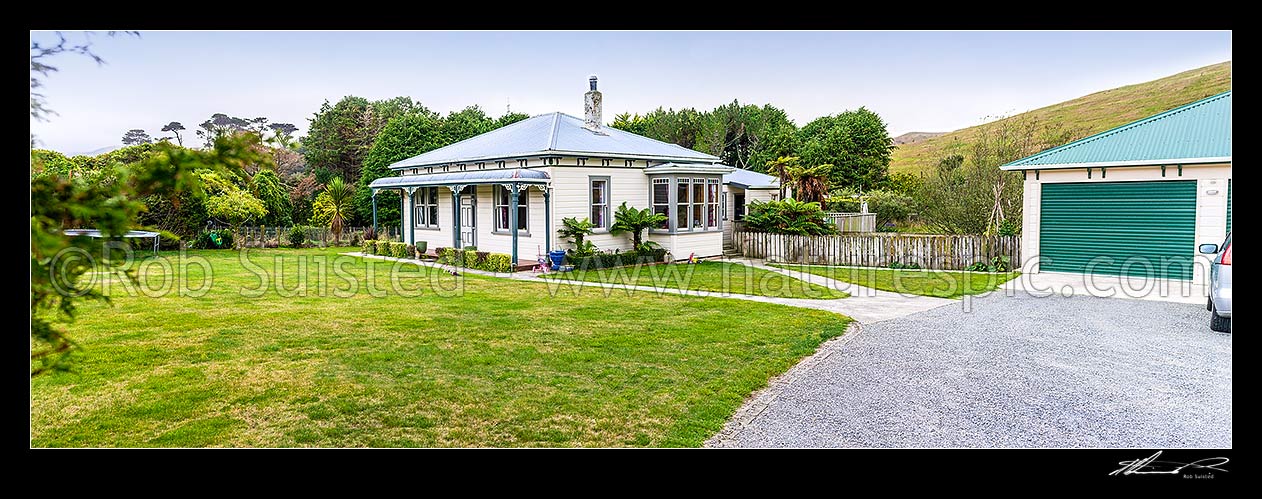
[1199,232,1232,333]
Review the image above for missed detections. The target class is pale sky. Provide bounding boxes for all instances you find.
[30,30,1231,155]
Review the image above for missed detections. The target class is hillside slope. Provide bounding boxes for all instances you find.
[890,61,1232,173]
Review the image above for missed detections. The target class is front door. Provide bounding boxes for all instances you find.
[460,188,477,248]
[733,193,746,220]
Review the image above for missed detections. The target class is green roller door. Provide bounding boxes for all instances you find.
[1040,181,1196,280]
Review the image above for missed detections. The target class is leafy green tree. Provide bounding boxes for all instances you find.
[303,96,372,180]
[32,134,266,375]
[442,106,495,144]
[161,122,186,146]
[267,123,298,148]
[206,188,268,242]
[196,113,251,147]
[609,202,667,251]
[250,169,292,226]
[495,112,531,129]
[610,107,705,149]
[121,129,152,145]
[355,113,444,226]
[696,101,799,170]
[797,108,894,190]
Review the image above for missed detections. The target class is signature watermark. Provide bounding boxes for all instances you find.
[1110,451,1229,478]
[47,245,1214,310]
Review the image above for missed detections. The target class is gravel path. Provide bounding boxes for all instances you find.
[707,292,1233,448]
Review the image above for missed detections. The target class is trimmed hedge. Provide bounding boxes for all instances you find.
[567,248,668,270]
[436,247,514,272]
[375,240,390,255]
[389,242,409,258]
[361,239,377,254]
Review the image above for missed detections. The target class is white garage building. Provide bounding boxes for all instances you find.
[1002,91,1231,285]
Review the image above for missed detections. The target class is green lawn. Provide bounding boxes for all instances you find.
[771,264,1019,299]
[541,261,848,299]
[31,247,849,447]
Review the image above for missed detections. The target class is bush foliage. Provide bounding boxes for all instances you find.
[742,199,837,235]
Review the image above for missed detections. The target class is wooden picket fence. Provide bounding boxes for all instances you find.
[732,231,1020,270]
[236,226,400,248]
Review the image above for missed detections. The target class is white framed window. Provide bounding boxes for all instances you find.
[590,177,610,229]
[494,185,528,233]
[652,178,670,231]
[413,187,439,229]
[691,178,706,230]
[676,178,690,231]
[706,179,720,228]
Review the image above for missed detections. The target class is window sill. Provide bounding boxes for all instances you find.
[491,230,532,237]
[413,226,442,231]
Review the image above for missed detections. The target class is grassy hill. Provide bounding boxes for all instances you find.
[890,61,1232,173]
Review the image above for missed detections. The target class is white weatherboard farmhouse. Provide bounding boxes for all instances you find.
[1002,91,1231,285]
[370,78,784,264]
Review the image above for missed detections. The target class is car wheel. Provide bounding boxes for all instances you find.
[1210,310,1232,333]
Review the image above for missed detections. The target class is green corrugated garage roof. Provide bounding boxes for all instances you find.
[1002,91,1231,170]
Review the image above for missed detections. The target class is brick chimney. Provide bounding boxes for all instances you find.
[584,75,602,130]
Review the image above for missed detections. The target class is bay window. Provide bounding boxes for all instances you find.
[652,179,670,230]
[649,175,723,233]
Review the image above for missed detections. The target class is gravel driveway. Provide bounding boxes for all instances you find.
[708,292,1233,448]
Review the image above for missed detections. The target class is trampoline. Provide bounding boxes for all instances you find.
[64,229,161,255]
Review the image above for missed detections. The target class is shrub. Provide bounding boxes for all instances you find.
[363,226,377,241]
[965,256,1009,272]
[288,226,306,248]
[375,240,390,255]
[997,218,1021,236]
[484,253,513,273]
[361,239,376,254]
[559,217,596,255]
[350,231,362,247]
[190,229,234,249]
[569,248,668,270]
[887,261,922,270]
[406,244,416,259]
[435,247,513,272]
[743,199,837,235]
[389,242,409,258]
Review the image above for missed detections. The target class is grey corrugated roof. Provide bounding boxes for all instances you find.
[723,168,780,189]
[369,168,549,189]
[389,112,718,169]
[643,162,735,175]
